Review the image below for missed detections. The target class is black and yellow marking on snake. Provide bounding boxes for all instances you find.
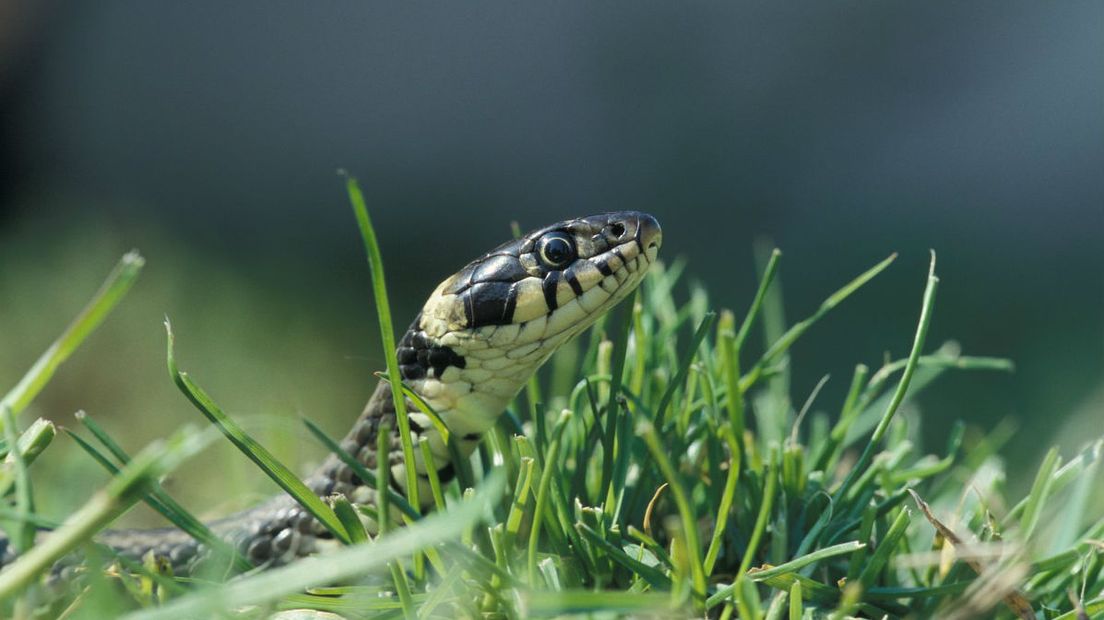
[0,211,661,576]
[396,321,467,381]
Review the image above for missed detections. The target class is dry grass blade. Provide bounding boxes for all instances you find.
[909,489,1034,620]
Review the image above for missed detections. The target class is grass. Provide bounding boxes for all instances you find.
[0,187,1102,618]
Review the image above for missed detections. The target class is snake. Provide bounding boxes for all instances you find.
[0,211,661,578]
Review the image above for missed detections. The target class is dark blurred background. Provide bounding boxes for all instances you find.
[1,2,1101,525]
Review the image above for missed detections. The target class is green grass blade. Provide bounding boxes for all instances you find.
[858,508,911,589]
[741,447,780,575]
[1,251,144,423]
[704,426,742,575]
[528,411,571,585]
[655,312,716,428]
[1051,440,1102,553]
[344,174,421,511]
[505,457,535,545]
[639,418,707,604]
[165,319,350,544]
[600,298,634,513]
[0,416,55,498]
[789,581,803,620]
[1020,446,1060,541]
[330,496,369,544]
[708,541,864,607]
[734,247,782,353]
[753,540,866,582]
[419,439,448,512]
[833,253,937,504]
[0,407,34,553]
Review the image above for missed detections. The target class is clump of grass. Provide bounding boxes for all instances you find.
[1,189,1102,619]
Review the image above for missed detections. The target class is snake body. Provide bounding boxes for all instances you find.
[1,211,661,577]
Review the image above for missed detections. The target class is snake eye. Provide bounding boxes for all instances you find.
[537,233,576,268]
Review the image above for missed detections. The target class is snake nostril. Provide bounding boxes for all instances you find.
[610,222,626,238]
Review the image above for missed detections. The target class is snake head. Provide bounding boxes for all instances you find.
[419,211,662,341]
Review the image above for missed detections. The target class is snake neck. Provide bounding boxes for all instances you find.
[308,379,411,502]
[310,317,521,510]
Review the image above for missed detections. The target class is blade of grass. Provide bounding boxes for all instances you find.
[656,312,717,428]
[165,319,350,544]
[741,447,780,575]
[788,581,804,620]
[601,298,634,514]
[858,508,911,589]
[639,418,707,605]
[505,457,535,546]
[0,407,34,553]
[344,173,421,511]
[765,589,789,620]
[707,541,865,608]
[704,425,742,575]
[1020,446,1060,542]
[376,422,415,617]
[419,439,448,513]
[812,364,868,472]
[717,310,746,451]
[528,411,572,585]
[1051,440,1102,554]
[734,247,782,353]
[0,416,55,498]
[1,251,144,424]
[832,252,937,505]
[330,496,368,544]
[0,417,55,463]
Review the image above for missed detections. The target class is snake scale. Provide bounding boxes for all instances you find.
[0,211,661,579]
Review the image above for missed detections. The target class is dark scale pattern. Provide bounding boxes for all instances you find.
[542,271,562,311]
[563,266,585,296]
[396,315,467,381]
[465,281,514,326]
[450,253,531,328]
[473,254,529,284]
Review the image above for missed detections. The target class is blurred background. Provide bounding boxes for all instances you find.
[1,2,1101,526]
